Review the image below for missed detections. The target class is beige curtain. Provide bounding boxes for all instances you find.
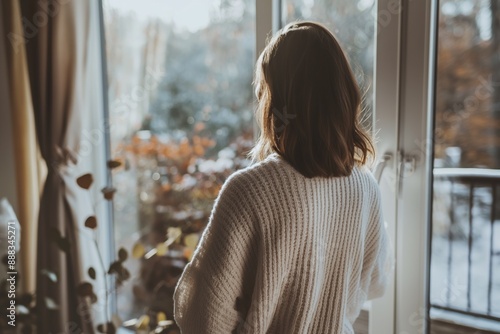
[20,0,96,332]
[0,0,44,295]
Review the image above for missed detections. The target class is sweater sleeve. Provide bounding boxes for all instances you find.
[173,171,260,334]
[362,183,393,300]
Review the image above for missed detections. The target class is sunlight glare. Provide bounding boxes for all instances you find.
[105,0,215,31]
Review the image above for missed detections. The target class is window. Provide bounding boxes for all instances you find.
[102,0,379,329]
[429,0,500,328]
[103,0,255,327]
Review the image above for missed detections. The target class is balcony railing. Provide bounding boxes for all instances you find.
[431,168,500,324]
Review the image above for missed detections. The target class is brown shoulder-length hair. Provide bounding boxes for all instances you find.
[250,21,374,178]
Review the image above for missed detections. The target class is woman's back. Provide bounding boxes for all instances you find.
[174,153,388,334]
[174,21,390,334]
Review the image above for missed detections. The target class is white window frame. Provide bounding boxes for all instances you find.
[373,0,438,333]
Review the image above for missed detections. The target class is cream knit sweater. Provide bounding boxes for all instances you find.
[174,153,390,334]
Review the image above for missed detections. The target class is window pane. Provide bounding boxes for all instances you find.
[430,0,500,329]
[282,0,377,127]
[103,0,255,329]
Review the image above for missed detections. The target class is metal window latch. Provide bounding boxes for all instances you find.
[401,153,417,176]
[398,151,419,197]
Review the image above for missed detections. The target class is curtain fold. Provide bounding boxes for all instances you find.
[0,0,44,296]
[19,0,96,332]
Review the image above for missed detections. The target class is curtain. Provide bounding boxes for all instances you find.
[1,0,45,296]
[20,0,97,332]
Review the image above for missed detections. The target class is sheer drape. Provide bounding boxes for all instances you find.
[20,0,98,332]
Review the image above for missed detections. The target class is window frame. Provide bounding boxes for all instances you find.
[98,0,118,318]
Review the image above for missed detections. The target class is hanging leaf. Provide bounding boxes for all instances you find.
[85,216,97,229]
[131,242,145,259]
[76,173,94,189]
[107,322,116,334]
[97,322,116,334]
[77,282,98,303]
[108,261,130,285]
[49,228,70,252]
[76,282,94,297]
[167,227,182,245]
[107,261,122,275]
[107,160,122,169]
[44,297,59,310]
[96,324,106,333]
[136,315,150,330]
[111,314,122,330]
[101,187,117,200]
[120,267,131,281]
[184,233,200,249]
[88,267,96,280]
[157,311,167,322]
[40,269,58,283]
[118,248,128,262]
[156,243,168,256]
[90,292,98,304]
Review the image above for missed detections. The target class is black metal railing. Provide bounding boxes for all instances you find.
[431,168,500,323]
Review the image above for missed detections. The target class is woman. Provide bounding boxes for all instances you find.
[174,21,390,334]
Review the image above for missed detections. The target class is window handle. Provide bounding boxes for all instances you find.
[374,152,393,184]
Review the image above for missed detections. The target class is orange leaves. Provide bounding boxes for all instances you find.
[123,127,216,164]
[193,144,205,156]
[161,183,172,192]
[194,122,205,132]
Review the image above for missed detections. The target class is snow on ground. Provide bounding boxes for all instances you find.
[431,179,500,319]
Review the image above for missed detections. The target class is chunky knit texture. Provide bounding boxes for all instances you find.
[174,153,389,334]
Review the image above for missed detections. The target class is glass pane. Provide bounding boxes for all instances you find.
[282,1,377,332]
[282,0,377,128]
[103,0,255,330]
[430,0,500,331]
